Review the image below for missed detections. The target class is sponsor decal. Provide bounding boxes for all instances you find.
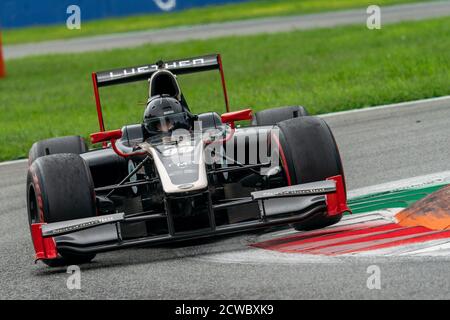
[258,187,331,198]
[43,214,123,237]
[106,58,206,80]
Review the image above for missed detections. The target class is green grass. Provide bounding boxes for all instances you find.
[2,0,428,45]
[0,17,449,161]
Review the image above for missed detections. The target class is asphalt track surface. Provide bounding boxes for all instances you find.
[0,97,449,299]
[4,1,450,59]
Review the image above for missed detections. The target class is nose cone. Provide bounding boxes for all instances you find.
[395,185,450,230]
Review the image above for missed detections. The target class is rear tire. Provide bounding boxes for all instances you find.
[28,136,87,165]
[252,106,308,126]
[276,116,345,231]
[27,153,97,266]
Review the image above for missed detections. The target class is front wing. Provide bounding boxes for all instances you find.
[31,176,349,261]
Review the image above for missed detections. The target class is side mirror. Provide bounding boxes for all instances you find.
[221,109,253,125]
[90,129,122,144]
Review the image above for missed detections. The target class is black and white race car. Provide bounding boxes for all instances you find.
[27,54,350,266]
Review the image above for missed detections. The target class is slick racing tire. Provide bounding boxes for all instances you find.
[276,116,346,231]
[28,135,88,166]
[252,106,308,126]
[27,153,97,266]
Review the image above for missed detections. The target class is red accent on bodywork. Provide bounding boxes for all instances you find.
[111,139,146,158]
[217,54,230,113]
[90,129,123,144]
[92,73,105,132]
[31,223,58,261]
[326,175,350,216]
[221,109,253,128]
[271,132,292,186]
[92,73,105,131]
[92,73,108,148]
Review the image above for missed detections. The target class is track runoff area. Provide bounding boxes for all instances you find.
[245,171,450,261]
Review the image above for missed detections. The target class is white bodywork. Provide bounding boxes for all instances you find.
[139,139,208,194]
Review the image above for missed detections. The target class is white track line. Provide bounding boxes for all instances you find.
[320,95,450,119]
[348,171,450,199]
[0,159,27,167]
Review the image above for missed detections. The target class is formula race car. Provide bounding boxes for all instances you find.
[26,54,350,266]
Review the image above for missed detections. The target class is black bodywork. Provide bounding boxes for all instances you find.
[52,126,332,255]
[29,54,349,262]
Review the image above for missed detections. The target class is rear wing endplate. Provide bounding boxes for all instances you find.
[91,54,230,132]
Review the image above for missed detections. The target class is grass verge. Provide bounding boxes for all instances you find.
[0,17,449,161]
[2,0,428,45]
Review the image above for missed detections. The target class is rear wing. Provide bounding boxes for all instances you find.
[95,54,220,87]
[91,54,229,132]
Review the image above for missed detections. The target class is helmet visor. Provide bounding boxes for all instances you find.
[144,112,192,136]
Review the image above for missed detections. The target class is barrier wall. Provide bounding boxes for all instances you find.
[0,0,249,29]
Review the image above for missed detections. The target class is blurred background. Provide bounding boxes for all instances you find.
[0,0,448,161]
[1,0,248,28]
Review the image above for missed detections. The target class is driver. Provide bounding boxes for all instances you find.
[143,95,193,141]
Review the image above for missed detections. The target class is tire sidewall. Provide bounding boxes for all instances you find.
[276,116,345,230]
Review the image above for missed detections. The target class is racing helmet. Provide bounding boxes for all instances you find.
[143,95,193,138]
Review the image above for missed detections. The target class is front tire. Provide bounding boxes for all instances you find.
[27,153,97,266]
[276,116,346,231]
